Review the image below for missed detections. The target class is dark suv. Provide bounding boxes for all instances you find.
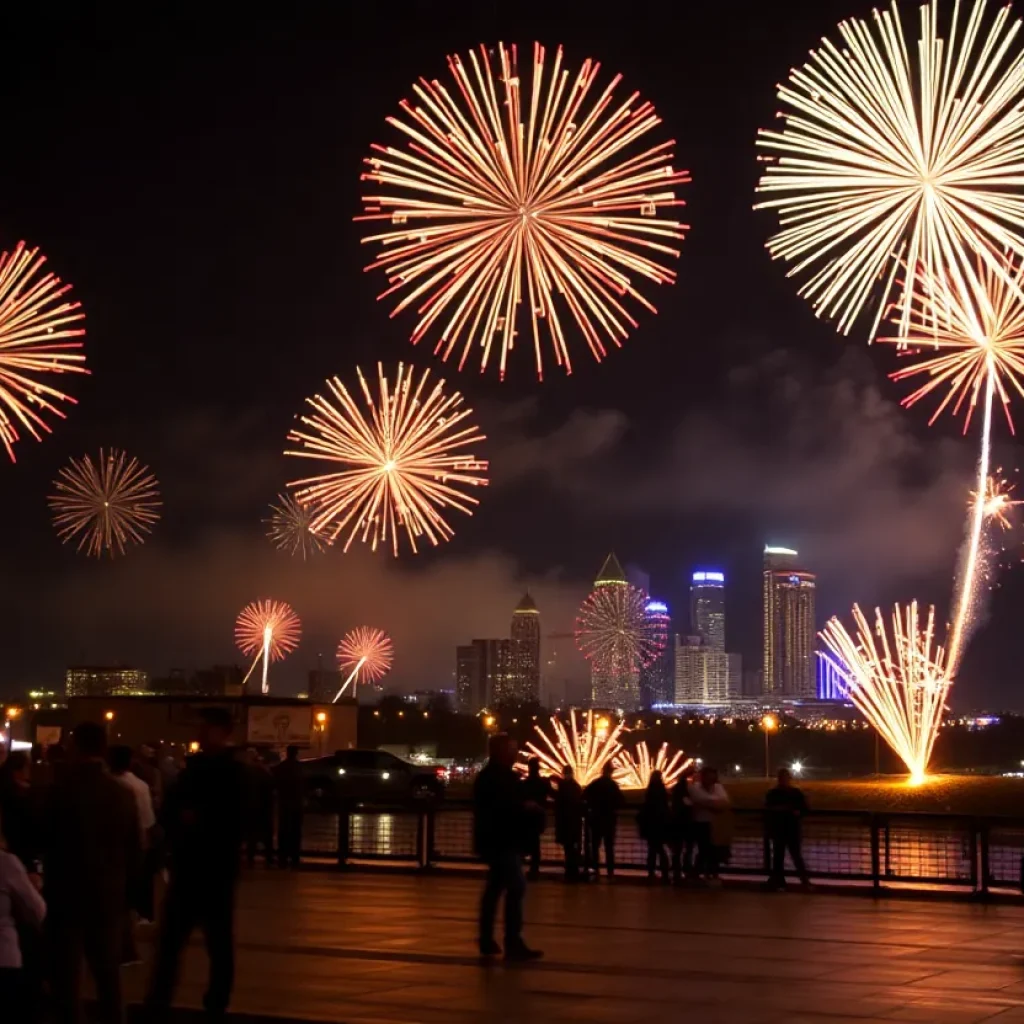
[300,749,444,809]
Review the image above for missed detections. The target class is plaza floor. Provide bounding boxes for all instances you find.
[126,870,1024,1023]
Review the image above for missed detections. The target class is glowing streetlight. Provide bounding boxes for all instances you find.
[104,711,114,722]
[762,714,778,778]
[790,760,804,776]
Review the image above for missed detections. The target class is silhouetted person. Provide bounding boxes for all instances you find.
[273,745,304,868]
[109,745,157,928]
[765,767,811,889]
[145,707,248,1019]
[670,764,697,883]
[0,752,38,872]
[554,765,585,882]
[242,748,276,867]
[584,762,622,878]
[472,734,542,961]
[520,758,550,880]
[638,770,671,881]
[44,721,140,1024]
[690,766,730,880]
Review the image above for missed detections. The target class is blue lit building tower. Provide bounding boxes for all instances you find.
[690,571,726,651]
[639,599,672,707]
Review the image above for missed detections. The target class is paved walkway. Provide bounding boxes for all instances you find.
[127,871,1024,1023]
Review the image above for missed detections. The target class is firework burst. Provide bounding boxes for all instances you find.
[576,583,664,675]
[613,742,692,790]
[359,42,690,379]
[521,710,624,786]
[264,493,328,559]
[334,626,394,702]
[235,599,302,695]
[0,240,87,461]
[49,449,161,558]
[756,0,1024,339]
[285,363,487,556]
[821,602,951,784]
[975,471,1023,531]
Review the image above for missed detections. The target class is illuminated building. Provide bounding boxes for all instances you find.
[674,636,730,704]
[762,546,817,697]
[586,553,641,711]
[456,639,512,713]
[816,653,845,701]
[690,571,726,651]
[509,593,541,704]
[639,600,673,708]
[65,665,149,698]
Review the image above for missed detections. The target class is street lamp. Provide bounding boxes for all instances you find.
[762,714,778,778]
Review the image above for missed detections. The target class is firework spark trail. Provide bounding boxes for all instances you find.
[334,626,394,702]
[0,241,87,461]
[264,493,328,559]
[820,603,950,784]
[359,42,690,379]
[522,710,624,786]
[612,742,692,790]
[49,449,161,558]
[755,0,1024,339]
[286,363,487,557]
[235,599,302,695]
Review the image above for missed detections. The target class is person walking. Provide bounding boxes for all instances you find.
[44,721,141,1024]
[0,817,46,1022]
[520,758,550,881]
[145,707,248,1020]
[690,765,731,881]
[273,745,304,869]
[584,762,622,878]
[554,765,585,882]
[472,734,542,961]
[765,767,811,890]
[638,770,671,881]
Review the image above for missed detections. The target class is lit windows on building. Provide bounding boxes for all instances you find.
[762,546,816,698]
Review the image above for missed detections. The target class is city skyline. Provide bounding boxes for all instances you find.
[0,0,1015,708]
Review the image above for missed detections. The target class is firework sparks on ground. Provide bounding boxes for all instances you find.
[358,42,690,379]
[0,241,87,461]
[264,493,328,559]
[613,742,692,790]
[755,0,1024,339]
[521,710,624,786]
[334,626,394,702]
[576,583,665,676]
[49,449,161,558]
[235,599,302,695]
[285,363,487,557]
[821,602,951,785]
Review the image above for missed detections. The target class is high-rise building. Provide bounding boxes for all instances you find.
[639,599,673,707]
[65,666,149,698]
[455,639,513,713]
[509,593,541,705]
[690,570,726,651]
[762,545,817,697]
[587,552,641,710]
[674,635,730,704]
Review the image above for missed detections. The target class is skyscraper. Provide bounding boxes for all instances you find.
[509,592,541,704]
[762,546,817,697]
[674,635,730,703]
[690,571,726,651]
[639,599,673,707]
[586,552,641,710]
[456,639,513,712]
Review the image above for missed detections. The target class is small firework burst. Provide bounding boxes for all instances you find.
[235,599,302,695]
[334,626,394,701]
[264,493,328,559]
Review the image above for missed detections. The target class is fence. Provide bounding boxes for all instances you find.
[298,800,1024,895]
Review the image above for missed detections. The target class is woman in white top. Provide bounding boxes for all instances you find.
[0,811,47,1017]
[687,766,730,880]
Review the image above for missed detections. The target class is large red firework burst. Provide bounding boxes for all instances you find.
[338,627,394,683]
[358,42,690,380]
[0,241,87,461]
[235,599,302,694]
[575,582,664,675]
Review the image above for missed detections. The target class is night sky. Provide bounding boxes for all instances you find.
[0,0,1017,707]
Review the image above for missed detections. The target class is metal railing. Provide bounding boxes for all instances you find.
[298,801,1024,895]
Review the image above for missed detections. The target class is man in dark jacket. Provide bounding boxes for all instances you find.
[765,767,811,889]
[584,762,622,878]
[44,721,141,1024]
[472,734,542,961]
[554,765,585,882]
[273,745,304,868]
[520,757,550,880]
[145,707,248,1019]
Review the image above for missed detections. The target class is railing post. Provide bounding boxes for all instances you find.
[977,821,989,897]
[870,814,881,891]
[416,807,429,870]
[762,811,771,877]
[337,805,350,868]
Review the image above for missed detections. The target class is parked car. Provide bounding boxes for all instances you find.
[300,749,445,809]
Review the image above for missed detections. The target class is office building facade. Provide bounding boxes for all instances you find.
[455,639,513,713]
[690,571,726,651]
[509,592,541,704]
[674,635,731,704]
[65,666,149,698]
[762,546,817,697]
